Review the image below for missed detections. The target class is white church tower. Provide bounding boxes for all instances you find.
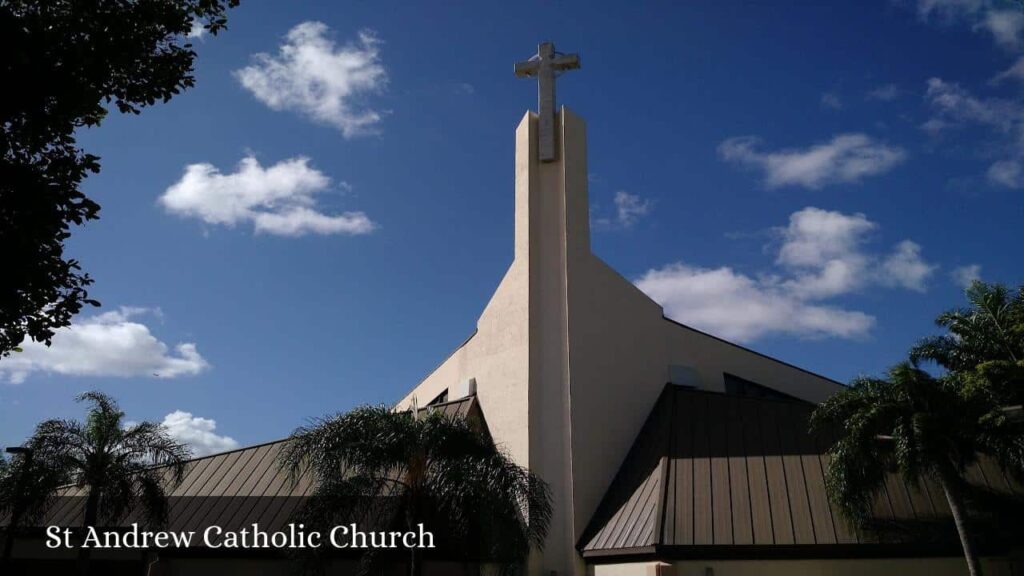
[397,42,842,576]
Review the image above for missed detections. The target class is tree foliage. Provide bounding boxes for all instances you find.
[29,391,191,526]
[279,404,552,576]
[27,391,191,574]
[812,364,1022,522]
[910,281,1024,405]
[0,447,69,563]
[0,0,238,356]
[0,450,66,527]
[812,281,1024,576]
[811,364,1024,576]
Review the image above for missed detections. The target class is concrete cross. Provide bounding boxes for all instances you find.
[515,42,580,162]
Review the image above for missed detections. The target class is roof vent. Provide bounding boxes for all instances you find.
[452,377,477,399]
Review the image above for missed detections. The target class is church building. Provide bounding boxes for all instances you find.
[7,43,1022,576]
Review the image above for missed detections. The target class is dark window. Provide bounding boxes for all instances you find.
[723,373,798,401]
[428,389,449,405]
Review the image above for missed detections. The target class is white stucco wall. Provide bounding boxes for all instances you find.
[396,108,856,576]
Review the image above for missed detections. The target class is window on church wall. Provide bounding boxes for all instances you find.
[722,373,798,402]
[428,389,449,405]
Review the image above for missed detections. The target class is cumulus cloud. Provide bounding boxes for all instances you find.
[924,77,1024,187]
[987,159,1024,187]
[161,411,239,457]
[993,56,1024,84]
[880,241,938,292]
[916,0,985,20]
[821,92,843,110]
[718,134,906,189]
[235,23,386,137]
[636,264,875,342]
[187,20,205,40]
[0,308,208,384]
[779,209,936,297]
[776,208,877,299]
[951,264,982,288]
[593,191,652,230]
[976,9,1024,51]
[866,84,901,101]
[634,207,936,342]
[915,0,1024,50]
[613,191,651,227]
[925,78,1018,131]
[160,155,375,236]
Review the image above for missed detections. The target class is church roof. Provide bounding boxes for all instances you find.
[13,396,481,534]
[579,385,1021,560]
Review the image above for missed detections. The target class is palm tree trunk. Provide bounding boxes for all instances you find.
[406,491,423,576]
[410,545,421,576]
[939,472,983,576]
[1,506,21,563]
[408,514,422,576]
[77,488,100,576]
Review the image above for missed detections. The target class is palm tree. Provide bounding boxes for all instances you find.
[28,391,191,576]
[279,404,552,576]
[910,281,1023,404]
[0,447,69,565]
[810,363,1024,576]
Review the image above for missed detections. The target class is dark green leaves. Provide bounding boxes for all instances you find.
[279,404,552,572]
[0,0,238,357]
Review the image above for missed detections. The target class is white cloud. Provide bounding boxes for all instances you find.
[993,56,1024,83]
[187,20,205,40]
[915,0,1024,51]
[776,208,876,299]
[924,78,1024,187]
[613,191,651,227]
[987,159,1024,187]
[0,308,207,384]
[235,23,386,137]
[776,208,876,268]
[777,209,936,298]
[951,264,982,288]
[593,191,652,230]
[161,411,239,457]
[160,156,375,236]
[925,78,1019,132]
[916,0,985,20]
[866,84,901,101]
[635,207,936,342]
[718,134,906,189]
[821,92,843,110]
[976,9,1024,51]
[635,263,875,342]
[880,240,938,292]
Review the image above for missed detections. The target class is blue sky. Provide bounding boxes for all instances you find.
[3,0,1023,455]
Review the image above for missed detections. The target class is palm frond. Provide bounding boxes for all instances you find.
[278,403,553,569]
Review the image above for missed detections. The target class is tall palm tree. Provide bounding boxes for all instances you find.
[279,404,552,576]
[29,391,191,576]
[811,363,1024,576]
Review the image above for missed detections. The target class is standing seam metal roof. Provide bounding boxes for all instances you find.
[580,385,1021,556]
[9,396,480,534]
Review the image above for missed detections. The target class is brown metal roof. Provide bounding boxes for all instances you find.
[8,396,480,536]
[580,386,1021,558]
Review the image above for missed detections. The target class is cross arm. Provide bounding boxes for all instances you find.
[514,59,540,77]
[552,53,580,71]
